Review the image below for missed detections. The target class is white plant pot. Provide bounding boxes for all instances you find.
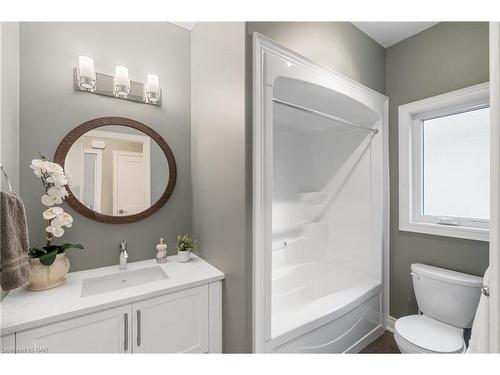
[28,253,70,291]
[177,250,191,263]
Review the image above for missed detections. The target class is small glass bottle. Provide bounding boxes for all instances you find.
[156,237,168,263]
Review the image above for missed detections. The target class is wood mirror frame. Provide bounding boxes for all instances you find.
[54,117,177,224]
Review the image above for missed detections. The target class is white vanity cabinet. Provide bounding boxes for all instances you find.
[12,283,220,353]
[1,334,15,353]
[132,284,209,353]
[1,256,224,354]
[16,305,131,353]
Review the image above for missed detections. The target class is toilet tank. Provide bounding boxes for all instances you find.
[411,263,483,328]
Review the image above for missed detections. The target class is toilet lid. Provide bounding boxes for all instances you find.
[395,315,465,353]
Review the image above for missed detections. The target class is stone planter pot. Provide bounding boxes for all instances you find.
[177,250,191,263]
[28,253,70,291]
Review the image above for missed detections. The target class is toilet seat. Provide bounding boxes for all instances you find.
[394,315,465,353]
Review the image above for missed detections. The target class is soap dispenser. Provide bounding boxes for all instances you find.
[156,237,168,263]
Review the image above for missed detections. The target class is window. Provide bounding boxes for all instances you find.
[399,83,490,241]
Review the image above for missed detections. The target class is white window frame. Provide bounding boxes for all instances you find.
[399,82,490,241]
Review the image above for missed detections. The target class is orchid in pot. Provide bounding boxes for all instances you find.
[28,155,83,291]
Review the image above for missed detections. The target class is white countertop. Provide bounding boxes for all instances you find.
[0,254,224,336]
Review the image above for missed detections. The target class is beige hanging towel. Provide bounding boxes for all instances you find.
[1,191,31,290]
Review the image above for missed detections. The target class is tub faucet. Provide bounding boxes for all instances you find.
[119,240,128,270]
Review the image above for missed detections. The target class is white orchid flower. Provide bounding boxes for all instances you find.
[62,212,73,227]
[60,186,69,197]
[45,225,65,237]
[46,172,68,188]
[43,206,64,220]
[51,216,63,228]
[44,161,64,174]
[51,226,65,237]
[51,212,73,228]
[62,187,69,197]
[52,226,65,237]
[47,186,65,198]
[41,194,62,206]
[30,166,43,177]
[51,214,65,227]
[30,159,45,177]
[34,157,75,241]
[31,159,46,170]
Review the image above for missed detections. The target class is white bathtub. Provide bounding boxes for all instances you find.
[266,262,383,353]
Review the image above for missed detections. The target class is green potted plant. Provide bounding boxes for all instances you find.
[28,155,84,290]
[176,234,197,263]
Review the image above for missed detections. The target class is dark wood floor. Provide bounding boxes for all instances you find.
[360,331,400,353]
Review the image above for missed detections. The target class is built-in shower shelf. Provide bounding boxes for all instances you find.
[296,220,329,227]
[272,236,307,251]
[297,192,330,205]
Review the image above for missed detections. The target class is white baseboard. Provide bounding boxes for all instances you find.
[385,315,396,332]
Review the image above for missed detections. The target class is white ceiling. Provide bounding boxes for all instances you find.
[352,22,439,48]
[170,22,438,47]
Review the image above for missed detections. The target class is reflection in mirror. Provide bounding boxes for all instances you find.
[64,125,169,216]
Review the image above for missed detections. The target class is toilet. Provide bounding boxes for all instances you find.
[394,263,483,353]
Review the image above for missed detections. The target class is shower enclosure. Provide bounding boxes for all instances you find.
[253,33,389,353]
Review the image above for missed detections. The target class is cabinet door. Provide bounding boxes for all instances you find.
[16,305,131,353]
[132,285,209,353]
[1,334,15,354]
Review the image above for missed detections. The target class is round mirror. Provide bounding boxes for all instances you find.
[54,117,176,224]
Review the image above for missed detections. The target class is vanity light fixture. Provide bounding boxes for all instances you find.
[113,66,131,98]
[73,57,161,106]
[146,74,161,104]
[77,56,96,91]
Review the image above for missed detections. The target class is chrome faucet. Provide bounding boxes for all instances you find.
[119,240,129,270]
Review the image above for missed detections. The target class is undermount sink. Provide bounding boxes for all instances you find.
[81,266,168,297]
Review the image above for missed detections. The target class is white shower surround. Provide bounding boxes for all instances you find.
[252,33,389,353]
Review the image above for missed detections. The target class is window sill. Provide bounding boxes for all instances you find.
[399,221,489,242]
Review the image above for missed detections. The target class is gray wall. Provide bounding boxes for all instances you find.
[1,22,20,300]
[1,22,20,192]
[247,22,386,94]
[19,22,191,271]
[191,22,252,353]
[385,22,490,318]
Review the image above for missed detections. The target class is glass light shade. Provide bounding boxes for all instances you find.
[146,74,160,103]
[114,65,130,97]
[77,56,96,90]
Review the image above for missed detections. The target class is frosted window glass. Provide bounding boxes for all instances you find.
[423,107,490,220]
